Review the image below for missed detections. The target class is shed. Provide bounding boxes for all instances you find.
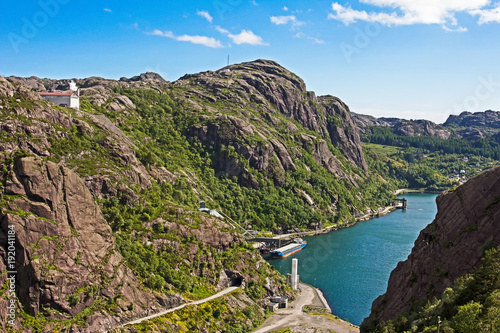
[270,296,288,308]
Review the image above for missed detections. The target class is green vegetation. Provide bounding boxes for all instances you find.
[361,246,500,333]
[364,127,500,160]
[363,142,499,192]
[128,289,267,333]
[78,87,393,232]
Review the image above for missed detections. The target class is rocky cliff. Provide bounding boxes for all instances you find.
[0,157,171,332]
[392,119,452,139]
[351,113,393,134]
[172,60,368,183]
[363,165,500,329]
[443,110,500,139]
[444,110,500,129]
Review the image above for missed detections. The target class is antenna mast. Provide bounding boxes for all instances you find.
[227,55,230,66]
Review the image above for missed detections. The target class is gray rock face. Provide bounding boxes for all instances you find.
[351,113,393,133]
[393,119,452,139]
[363,165,500,328]
[173,59,368,183]
[0,157,170,332]
[352,112,452,139]
[444,110,500,129]
[353,110,500,141]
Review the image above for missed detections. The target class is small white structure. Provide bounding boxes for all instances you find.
[39,91,80,109]
[291,258,298,290]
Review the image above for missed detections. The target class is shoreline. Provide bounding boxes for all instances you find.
[270,188,441,242]
[252,283,359,333]
[261,190,417,322]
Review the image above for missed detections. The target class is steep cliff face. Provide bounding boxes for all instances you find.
[0,157,170,332]
[363,165,500,328]
[172,59,368,184]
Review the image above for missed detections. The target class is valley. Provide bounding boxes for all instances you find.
[1,60,499,333]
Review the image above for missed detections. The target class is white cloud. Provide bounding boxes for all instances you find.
[197,10,213,23]
[328,1,494,30]
[252,0,258,6]
[271,15,296,25]
[104,8,112,13]
[215,26,229,34]
[227,30,269,45]
[216,27,268,45]
[295,32,325,44]
[283,6,289,11]
[442,25,468,32]
[149,30,223,48]
[470,4,500,24]
[270,15,305,26]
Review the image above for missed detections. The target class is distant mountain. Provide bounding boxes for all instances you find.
[352,113,452,139]
[353,110,500,141]
[444,110,500,139]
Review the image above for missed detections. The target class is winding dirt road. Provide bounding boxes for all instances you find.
[115,286,240,329]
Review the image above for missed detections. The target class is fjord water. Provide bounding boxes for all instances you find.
[268,193,439,326]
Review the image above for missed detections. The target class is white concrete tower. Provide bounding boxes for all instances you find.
[291,258,298,290]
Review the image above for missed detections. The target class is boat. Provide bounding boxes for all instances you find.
[270,238,307,258]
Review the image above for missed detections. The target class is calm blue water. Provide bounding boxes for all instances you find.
[268,193,438,326]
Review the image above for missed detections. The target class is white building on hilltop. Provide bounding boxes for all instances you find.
[39,91,80,109]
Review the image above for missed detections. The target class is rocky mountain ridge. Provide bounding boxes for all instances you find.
[172,59,368,185]
[362,165,500,330]
[353,110,500,140]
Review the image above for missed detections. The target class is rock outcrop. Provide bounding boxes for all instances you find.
[363,165,500,328]
[444,110,500,129]
[353,110,500,140]
[393,119,452,139]
[172,59,368,183]
[352,113,452,139]
[0,157,177,332]
[351,113,393,133]
[444,110,500,139]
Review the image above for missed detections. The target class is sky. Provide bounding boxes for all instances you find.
[1,0,500,123]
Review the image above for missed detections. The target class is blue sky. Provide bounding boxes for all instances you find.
[1,0,500,123]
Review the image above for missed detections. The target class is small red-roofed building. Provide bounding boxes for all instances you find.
[39,91,80,109]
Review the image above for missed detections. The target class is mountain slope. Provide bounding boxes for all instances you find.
[172,59,368,184]
[0,60,393,332]
[362,165,500,331]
